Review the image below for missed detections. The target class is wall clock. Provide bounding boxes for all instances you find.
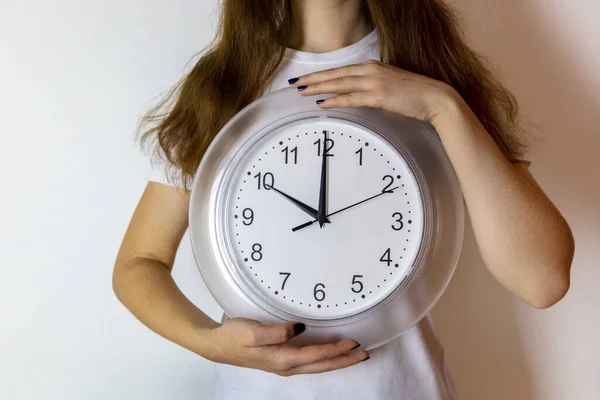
[189,87,464,350]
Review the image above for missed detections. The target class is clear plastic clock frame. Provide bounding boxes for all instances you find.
[189,87,465,350]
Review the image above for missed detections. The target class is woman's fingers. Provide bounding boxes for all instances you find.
[316,90,386,109]
[246,321,306,347]
[278,349,370,376]
[296,75,371,96]
[290,61,379,87]
[276,339,361,368]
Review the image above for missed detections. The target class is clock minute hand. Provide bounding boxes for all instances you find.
[317,130,331,228]
[269,185,319,220]
[291,186,400,232]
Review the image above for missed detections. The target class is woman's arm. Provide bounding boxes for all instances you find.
[112,182,218,354]
[431,94,574,309]
[290,60,574,309]
[112,182,367,375]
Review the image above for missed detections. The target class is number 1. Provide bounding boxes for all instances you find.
[356,148,363,166]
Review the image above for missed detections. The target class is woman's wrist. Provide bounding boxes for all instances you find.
[428,84,462,124]
[188,321,221,358]
[428,85,475,137]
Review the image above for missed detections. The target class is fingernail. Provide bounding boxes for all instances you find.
[288,77,299,84]
[351,343,361,351]
[293,323,306,336]
[297,85,308,91]
[361,356,370,362]
[316,99,325,105]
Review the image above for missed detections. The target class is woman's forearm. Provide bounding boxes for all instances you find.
[112,256,219,355]
[432,92,574,309]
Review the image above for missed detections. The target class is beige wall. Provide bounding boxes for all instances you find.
[432,1,600,399]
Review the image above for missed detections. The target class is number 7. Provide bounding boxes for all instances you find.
[279,272,291,290]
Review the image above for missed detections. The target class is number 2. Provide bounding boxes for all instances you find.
[382,175,394,193]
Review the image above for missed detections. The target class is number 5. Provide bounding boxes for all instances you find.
[351,275,364,293]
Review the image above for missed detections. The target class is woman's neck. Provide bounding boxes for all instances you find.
[288,0,373,53]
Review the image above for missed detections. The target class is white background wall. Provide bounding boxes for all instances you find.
[0,1,598,399]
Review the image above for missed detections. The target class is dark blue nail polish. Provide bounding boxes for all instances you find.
[297,85,308,91]
[288,77,299,84]
[351,343,361,351]
[361,356,370,362]
[316,99,325,105]
[293,323,306,336]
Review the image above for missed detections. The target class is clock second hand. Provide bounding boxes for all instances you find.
[291,186,400,232]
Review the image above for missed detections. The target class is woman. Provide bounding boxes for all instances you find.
[113,1,574,399]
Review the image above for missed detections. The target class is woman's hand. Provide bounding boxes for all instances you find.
[201,318,368,376]
[288,59,458,123]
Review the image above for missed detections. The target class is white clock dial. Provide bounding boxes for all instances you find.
[223,118,424,319]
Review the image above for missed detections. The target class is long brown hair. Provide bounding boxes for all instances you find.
[138,0,530,189]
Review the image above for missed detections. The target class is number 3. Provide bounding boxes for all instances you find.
[391,212,403,231]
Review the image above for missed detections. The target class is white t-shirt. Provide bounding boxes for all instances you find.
[148,28,458,400]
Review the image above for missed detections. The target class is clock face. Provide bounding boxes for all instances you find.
[222,118,424,319]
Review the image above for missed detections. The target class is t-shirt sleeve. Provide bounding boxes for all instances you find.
[145,160,186,189]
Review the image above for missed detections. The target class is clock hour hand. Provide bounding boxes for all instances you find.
[317,130,331,228]
[269,185,319,220]
[291,186,399,232]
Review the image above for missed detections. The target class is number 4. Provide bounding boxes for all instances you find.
[380,248,392,266]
